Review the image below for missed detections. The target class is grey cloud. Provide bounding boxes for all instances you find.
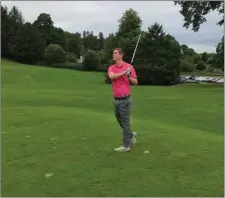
[2,1,223,53]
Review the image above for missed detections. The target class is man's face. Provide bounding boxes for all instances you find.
[113,50,123,62]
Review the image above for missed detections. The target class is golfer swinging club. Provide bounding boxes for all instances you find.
[108,48,138,152]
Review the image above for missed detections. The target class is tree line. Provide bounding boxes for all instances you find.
[1,3,224,85]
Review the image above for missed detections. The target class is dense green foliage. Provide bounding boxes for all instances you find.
[8,22,45,64]
[82,50,100,71]
[66,53,77,63]
[44,44,67,65]
[1,4,223,84]
[180,56,195,72]
[215,36,224,71]
[196,61,206,70]
[174,1,224,32]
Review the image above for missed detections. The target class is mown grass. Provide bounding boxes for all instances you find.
[2,59,224,197]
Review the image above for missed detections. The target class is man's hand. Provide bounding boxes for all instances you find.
[126,66,131,77]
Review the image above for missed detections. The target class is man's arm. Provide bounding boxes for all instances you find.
[127,65,138,85]
[128,76,138,85]
[108,68,127,80]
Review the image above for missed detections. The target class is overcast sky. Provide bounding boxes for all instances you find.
[2,1,224,53]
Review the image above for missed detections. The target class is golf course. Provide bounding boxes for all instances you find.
[2,59,224,197]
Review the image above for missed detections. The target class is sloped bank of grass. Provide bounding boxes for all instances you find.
[2,60,224,197]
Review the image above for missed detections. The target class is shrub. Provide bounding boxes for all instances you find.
[98,49,108,64]
[196,61,206,70]
[135,64,179,85]
[82,50,100,71]
[206,66,224,75]
[7,22,45,64]
[66,53,77,63]
[206,65,214,73]
[180,59,195,72]
[44,44,66,65]
[213,68,224,74]
[97,64,109,72]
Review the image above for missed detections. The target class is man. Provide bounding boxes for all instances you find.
[108,48,138,152]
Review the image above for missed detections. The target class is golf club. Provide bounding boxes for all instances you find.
[131,31,142,64]
[126,31,142,76]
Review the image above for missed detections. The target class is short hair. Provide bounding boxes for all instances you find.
[114,48,124,55]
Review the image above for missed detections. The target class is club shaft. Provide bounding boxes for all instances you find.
[131,31,142,64]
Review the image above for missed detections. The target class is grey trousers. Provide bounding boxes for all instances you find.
[113,97,134,147]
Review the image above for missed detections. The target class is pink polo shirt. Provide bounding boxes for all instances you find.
[108,61,137,97]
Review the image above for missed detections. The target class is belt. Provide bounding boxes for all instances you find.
[114,94,131,100]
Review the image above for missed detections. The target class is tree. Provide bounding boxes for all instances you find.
[103,33,119,64]
[33,13,53,28]
[33,13,54,47]
[193,54,202,64]
[137,23,181,65]
[8,5,24,25]
[134,23,182,85]
[44,44,66,65]
[180,54,195,72]
[1,6,11,57]
[201,52,209,62]
[196,61,206,70]
[207,53,216,65]
[65,32,82,59]
[180,44,196,57]
[180,59,195,72]
[180,44,197,71]
[82,31,86,39]
[174,1,224,32]
[174,1,224,72]
[98,32,105,51]
[181,44,188,54]
[116,8,142,63]
[117,8,142,39]
[7,22,45,64]
[98,49,108,64]
[49,27,68,52]
[1,6,24,58]
[82,50,100,71]
[185,48,196,57]
[215,36,224,71]
[83,31,99,51]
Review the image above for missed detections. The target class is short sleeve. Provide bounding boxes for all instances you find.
[108,66,114,75]
[130,65,137,79]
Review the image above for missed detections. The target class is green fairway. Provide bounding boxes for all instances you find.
[2,59,224,197]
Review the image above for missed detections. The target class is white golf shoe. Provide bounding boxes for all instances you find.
[114,132,137,152]
[114,146,130,152]
[131,132,137,146]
